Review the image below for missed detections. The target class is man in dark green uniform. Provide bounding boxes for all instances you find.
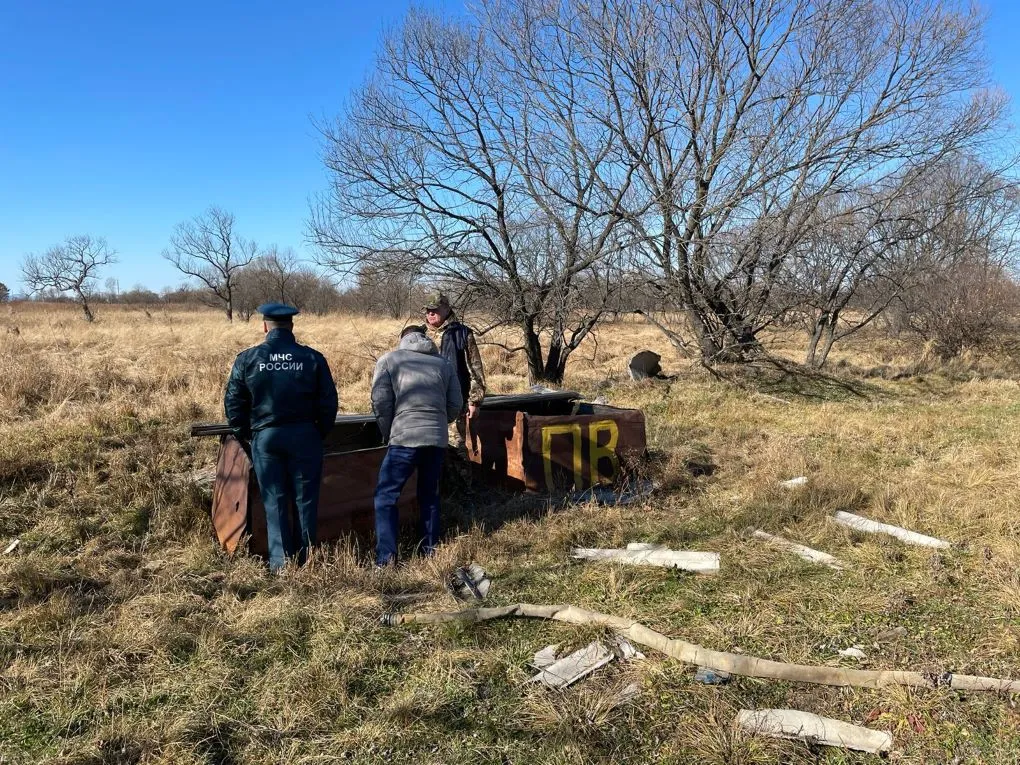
[224,303,339,572]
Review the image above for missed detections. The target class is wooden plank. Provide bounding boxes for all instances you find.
[751,530,846,570]
[831,511,951,549]
[736,709,893,754]
[571,547,720,572]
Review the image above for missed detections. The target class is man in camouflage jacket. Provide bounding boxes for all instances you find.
[423,292,486,449]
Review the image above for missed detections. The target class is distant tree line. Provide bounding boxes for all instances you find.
[13,220,425,321]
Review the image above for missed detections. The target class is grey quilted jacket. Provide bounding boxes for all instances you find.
[371,332,463,447]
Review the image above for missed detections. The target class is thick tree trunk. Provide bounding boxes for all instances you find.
[539,338,567,385]
[522,319,545,384]
[684,306,722,362]
[806,311,838,369]
[815,324,838,368]
[805,314,827,367]
[76,290,94,323]
[520,321,571,385]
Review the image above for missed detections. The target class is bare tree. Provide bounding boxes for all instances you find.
[311,4,641,383]
[890,166,1020,358]
[787,157,1019,367]
[21,235,117,321]
[163,207,256,321]
[257,246,301,304]
[233,250,342,320]
[0,283,9,303]
[586,0,1005,363]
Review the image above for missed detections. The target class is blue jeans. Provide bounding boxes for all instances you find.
[374,445,445,566]
[250,424,323,571]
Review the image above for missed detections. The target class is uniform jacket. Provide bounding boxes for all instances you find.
[224,328,339,440]
[426,311,486,406]
[371,332,463,447]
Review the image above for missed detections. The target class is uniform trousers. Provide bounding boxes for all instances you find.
[250,423,323,571]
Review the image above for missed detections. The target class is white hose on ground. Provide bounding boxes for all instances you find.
[382,603,1020,694]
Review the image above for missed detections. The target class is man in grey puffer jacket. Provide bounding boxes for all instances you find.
[371,326,463,566]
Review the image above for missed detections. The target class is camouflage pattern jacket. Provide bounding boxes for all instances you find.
[426,311,486,407]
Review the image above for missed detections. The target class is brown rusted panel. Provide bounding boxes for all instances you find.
[465,409,528,488]
[521,406,647,492]
[465,401,646,492]
[248,447,417,548]
[211,435,418,556]
[210,437,252,553]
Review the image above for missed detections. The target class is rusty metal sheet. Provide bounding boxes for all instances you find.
[466,402,646,492]
[465,410,527,488]
[210,437,252,553]
[210,436,417,556]
[521,407,646,491]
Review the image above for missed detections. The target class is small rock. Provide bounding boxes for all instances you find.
[838,647,867,659]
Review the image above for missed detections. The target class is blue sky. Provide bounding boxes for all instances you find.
[1,0,1018,295]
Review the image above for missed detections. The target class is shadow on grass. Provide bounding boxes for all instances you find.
[705,355,884,402]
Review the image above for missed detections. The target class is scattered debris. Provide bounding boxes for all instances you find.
[140,560,166,573]
[838,647,868,660]
[448,564,491,601]
[625,542,667,551]
[736,709,893,754]
[780,476,809,488]
[831,511,951,549]
[571,547,720,572]
[385,602,1020,693]
[571,479,656,506]
[628,350,662,380]
[532,644,560,669]
[695,666,731,685]
[3,539,20,555]
[875,626,908,643]
[751,530,845,570]
[529,636,644,688]
[613,636,645,661]
[591,395,609,405]
[530,641,616,688]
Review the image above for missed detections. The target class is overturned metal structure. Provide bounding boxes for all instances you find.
[191,415,416,556]
[465,391,647,492]
[192,390,647,554]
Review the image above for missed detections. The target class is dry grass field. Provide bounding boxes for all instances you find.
[3,302,1020,764]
